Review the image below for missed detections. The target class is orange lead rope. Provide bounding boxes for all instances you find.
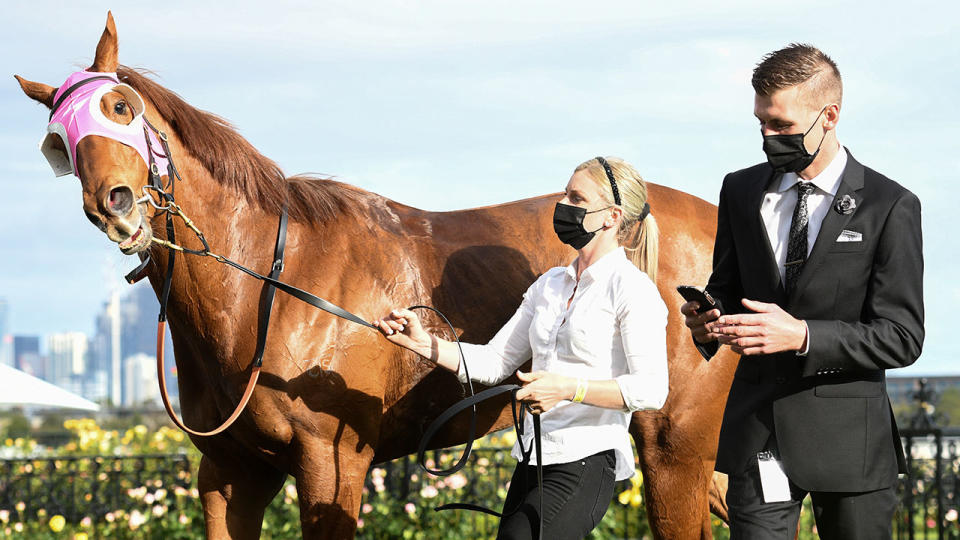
[156,320,262,436]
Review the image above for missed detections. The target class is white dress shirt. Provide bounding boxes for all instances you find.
[760,143,846,285]
[456,247,669,481]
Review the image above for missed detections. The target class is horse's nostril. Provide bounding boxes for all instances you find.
[106,186,135,216]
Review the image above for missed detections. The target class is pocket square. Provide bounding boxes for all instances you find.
[837,230,862,242]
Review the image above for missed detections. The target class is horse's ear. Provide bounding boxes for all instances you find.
[15,75,56,108]
[90,11,119,73]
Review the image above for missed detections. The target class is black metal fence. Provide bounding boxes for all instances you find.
[894,378,960,540]
[0,454,192,522]
[3,429,959,538]
[897,428,960,540]
[0,448,643,538]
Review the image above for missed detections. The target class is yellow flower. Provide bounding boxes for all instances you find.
[618,490,631,505]
[74,533,89,540]
[49,515,66,532]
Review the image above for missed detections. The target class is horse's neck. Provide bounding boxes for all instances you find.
[145,133,277,345]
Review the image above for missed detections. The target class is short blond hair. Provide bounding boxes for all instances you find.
[574,157,659,282]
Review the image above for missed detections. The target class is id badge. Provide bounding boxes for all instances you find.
[757,451,791,503]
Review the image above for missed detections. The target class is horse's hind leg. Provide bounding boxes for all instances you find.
[198,454,287,539]
[632,412,718,540]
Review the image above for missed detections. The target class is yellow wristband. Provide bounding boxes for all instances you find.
[573,379,588,403]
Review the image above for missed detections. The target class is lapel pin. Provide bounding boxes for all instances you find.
[835,194,857,215]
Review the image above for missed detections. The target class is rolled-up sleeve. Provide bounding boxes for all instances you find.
[455,279,538,385]
[614,276,669,412]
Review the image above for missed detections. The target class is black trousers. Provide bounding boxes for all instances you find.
[496,449,617,540]
[726,453,898,540]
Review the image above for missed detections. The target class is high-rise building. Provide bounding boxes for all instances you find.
[47,332,89,393]
[123,352,161,407]
[89,282,176,408]
[0,299,11,367]
[13,335,42,378]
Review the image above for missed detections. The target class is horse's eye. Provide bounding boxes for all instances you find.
[114,101,127,115]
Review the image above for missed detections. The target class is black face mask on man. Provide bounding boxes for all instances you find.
[762,106,829,174]
[552,203,611,250]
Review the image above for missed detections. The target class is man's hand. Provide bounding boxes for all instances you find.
[514,371,576,414]
[681,301,722,344]
[714,299,807,355]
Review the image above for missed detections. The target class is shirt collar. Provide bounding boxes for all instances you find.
[777,142,847,195]
[564,247,627,283]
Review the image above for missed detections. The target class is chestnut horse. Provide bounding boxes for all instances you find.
[17,12,738,539]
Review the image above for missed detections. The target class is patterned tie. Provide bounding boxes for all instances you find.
[785,182,816,295]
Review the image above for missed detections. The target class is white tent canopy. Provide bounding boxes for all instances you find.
[0,364,100,411]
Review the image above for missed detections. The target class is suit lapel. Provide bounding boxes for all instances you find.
[788,149,865,305]
[746,169,787,302]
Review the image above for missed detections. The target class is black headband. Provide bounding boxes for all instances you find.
[594,156,652,221]
[595,156,622,206]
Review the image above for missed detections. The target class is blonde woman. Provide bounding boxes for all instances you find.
[375,156,668,540]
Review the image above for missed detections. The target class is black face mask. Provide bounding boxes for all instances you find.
[762,107,828,174]
[553,202,611,250]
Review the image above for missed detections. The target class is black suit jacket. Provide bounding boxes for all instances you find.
[699,148,924,492]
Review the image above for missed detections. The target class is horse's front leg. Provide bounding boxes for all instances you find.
[198,453,287,539]
[294,426,376,540]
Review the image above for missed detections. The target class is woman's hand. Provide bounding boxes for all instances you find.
[514,371,577,414]
[373,308,432,356]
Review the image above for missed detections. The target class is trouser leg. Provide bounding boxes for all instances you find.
[497,450,617,540]
[726,455,806,540]
[810,485,897,540]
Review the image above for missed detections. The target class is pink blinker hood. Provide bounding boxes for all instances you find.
[41,70,169,178]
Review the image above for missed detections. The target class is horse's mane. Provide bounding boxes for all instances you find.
[116,66,362,224]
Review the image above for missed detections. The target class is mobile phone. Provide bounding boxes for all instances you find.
[676,285,721,314]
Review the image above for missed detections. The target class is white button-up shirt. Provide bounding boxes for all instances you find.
[457,247,668,480]
[760,143,847,284]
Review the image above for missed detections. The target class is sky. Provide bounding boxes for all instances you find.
[0,1,957,374]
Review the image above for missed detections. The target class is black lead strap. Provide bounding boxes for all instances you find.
[412,306,544,539]
[133,114,545,537]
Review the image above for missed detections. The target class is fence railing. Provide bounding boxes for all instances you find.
[7,436,960,539]
[0,454,192,522]
[1,448,643,538]
[897,428,960,540]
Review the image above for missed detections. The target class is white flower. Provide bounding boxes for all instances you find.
[129,510,147,530]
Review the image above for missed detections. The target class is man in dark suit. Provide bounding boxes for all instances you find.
[682,43,924,539]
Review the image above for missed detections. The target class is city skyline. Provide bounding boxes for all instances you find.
[2,284,176,407]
